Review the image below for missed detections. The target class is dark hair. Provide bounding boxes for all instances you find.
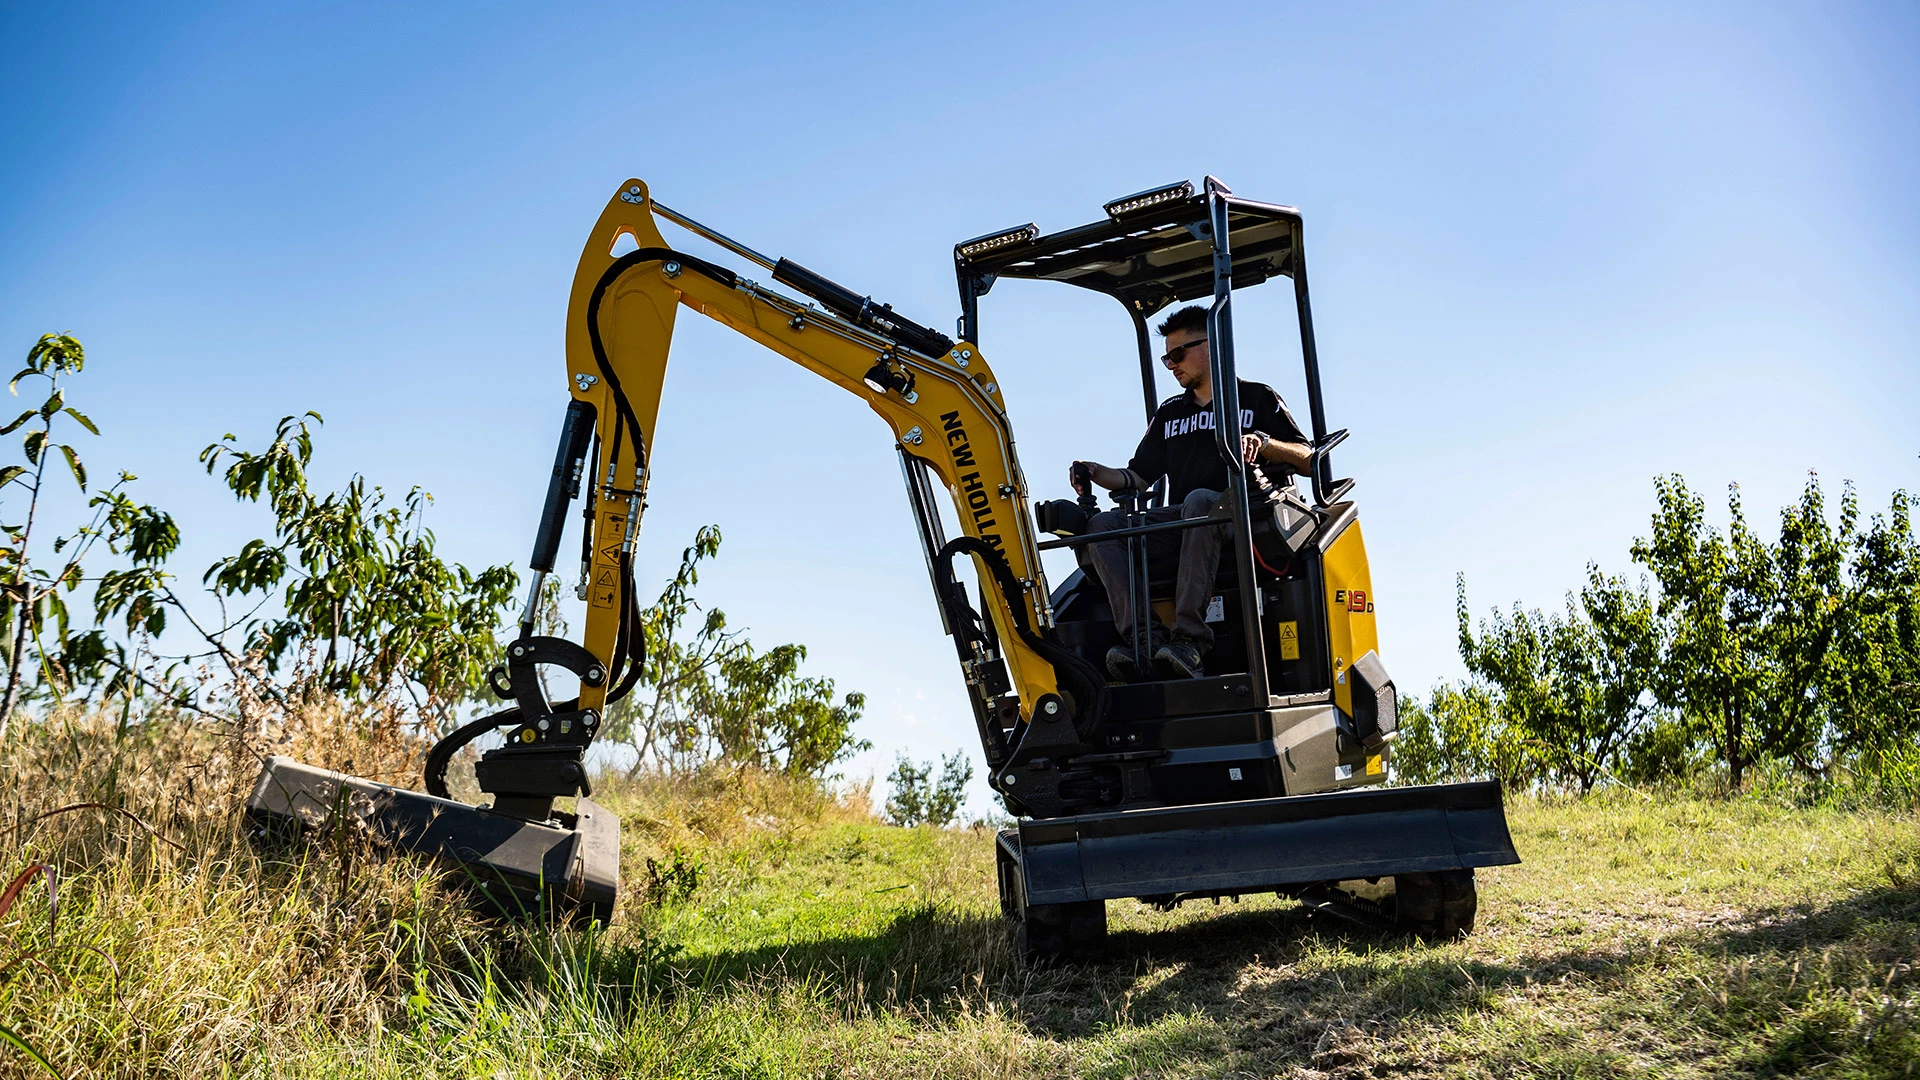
[1155,304,1208,338]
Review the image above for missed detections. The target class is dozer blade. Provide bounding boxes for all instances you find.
[1011,780,1517,906]
[244,755,619,925]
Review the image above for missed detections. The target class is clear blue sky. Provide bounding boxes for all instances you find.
[3,2,1915,806]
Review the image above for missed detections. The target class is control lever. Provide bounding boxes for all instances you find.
[1070,462,1098,516]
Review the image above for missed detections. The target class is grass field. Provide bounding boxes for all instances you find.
[1,715,1915,1078]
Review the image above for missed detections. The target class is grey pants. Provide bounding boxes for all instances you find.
[1079,488,1227,648]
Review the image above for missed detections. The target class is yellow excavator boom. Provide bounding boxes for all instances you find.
[562,178,1060,719]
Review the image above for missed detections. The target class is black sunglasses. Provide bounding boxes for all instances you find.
[1160,337,1208,368]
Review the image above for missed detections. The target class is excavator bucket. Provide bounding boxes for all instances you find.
[244,756,620,925]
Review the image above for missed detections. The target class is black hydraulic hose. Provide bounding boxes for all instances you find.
[581,247,722,714]
[604,551,648,705]
[421,249,714,802]
[585,247,737,481]
[937,537,1108,735]
[424,706,521,798]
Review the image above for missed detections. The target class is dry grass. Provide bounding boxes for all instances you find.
[0,707,1914,1078]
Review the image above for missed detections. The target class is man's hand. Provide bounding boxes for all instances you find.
[1070,461,1133,493]
[1241,432,1269,465]
[1069,461,1095,495]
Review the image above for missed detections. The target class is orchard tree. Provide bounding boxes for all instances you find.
[607,523,869,777]
[885,751,973,827]
[0,335,176,734]
[96,413,519,730]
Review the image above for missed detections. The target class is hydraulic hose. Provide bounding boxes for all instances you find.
[937,536,1108,736]
[424,706,521,798]
[584,246,736,481]
[424,248,720,802]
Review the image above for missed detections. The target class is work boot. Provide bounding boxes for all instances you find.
[1105,628,1165,682]
[1154,636,1206,679]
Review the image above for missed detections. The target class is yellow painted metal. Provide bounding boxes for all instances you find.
[1319,520,1378,717]
[564,179,1059,719]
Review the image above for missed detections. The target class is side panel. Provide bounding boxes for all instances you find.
[1320,519,1378,717]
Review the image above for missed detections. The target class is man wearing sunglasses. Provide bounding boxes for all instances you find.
[1069,305,1312,680]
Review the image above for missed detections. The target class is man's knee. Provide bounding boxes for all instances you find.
[1088,509,1129,534]
[1181,488,1222,518]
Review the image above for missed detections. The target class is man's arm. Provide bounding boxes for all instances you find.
[1070,461,1148,493]
[1069,411,1165,494]
[1244,385,1313,475]
[1241,432,1313,474]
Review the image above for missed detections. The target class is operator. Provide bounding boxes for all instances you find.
[1070,304,1312,681]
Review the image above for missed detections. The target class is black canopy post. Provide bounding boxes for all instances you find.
[1289,221,1335,502]
[1129,307,1158,423]
[1204,181,1270,705]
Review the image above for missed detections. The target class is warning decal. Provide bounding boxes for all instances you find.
[1278,620,1300,660]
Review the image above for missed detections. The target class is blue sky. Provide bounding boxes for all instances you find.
[2,1,1915,806]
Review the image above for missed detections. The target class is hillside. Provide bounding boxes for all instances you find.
[0,716,1915,1078]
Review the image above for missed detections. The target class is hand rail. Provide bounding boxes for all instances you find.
[1036,514,1221,551]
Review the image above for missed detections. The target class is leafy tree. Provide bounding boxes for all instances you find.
[1630,475,1835,789]
[701,642,869,776]
[1445,568,1663,791]
[607,524,869,777]
[611,525,728,767]
[1386,690,1494,785]
[0,335,177,734]
[885,751,973,827]
[1824,488,1918,776]
[95,413,518,729]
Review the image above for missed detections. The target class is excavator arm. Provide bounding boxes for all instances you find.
[459,179,1103,822]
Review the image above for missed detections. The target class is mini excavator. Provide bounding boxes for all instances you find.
[247,177,1519,959]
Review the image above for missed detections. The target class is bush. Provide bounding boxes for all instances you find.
[884,751,972,827]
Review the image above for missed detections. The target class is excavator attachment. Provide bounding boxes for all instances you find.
[246,756,620,925]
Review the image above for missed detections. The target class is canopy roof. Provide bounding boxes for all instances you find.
[956,194,1303,315]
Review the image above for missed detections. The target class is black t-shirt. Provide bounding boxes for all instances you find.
[1126,380,1308,501]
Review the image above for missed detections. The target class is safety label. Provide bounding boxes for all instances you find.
[1278,620,1300,660]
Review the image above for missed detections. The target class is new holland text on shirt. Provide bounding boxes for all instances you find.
[1165,409,1256,440]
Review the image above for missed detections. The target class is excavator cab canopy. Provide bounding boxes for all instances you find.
[952,176,1342,508]
[954,179,1303,317]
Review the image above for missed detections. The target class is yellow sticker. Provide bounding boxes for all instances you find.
[1278,620,1300,660]
[1365,754,1383,775]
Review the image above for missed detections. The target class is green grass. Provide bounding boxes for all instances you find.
[1,714,1915,1077]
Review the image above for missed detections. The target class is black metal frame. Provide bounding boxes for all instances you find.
[955,175,1352,700]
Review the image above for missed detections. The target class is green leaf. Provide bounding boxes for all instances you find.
[58,444,85,489]
[0,465,24,488]
[22,429,45,464]
[60,406,98,435]
[37,388,62,419]
[0,409,34,435]
[8,367,38,395]
[0,1022,62,1078]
